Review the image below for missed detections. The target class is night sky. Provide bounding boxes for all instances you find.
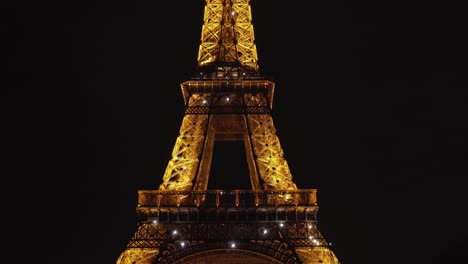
[7,0,465,263]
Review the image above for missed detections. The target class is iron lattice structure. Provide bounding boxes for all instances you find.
[197,0,259,78]
[117,1,340,263]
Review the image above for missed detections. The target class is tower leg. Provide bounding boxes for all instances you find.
[159,114,209,191]
[247,114,297,191]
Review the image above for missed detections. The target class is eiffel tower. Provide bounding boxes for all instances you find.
[117,1,340,263]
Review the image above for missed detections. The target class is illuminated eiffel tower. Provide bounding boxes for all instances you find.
[117,1,340,263]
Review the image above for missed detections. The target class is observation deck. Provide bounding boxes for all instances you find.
[136,189,319,223]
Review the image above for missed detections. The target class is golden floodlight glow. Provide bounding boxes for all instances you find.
[117,1,340,263]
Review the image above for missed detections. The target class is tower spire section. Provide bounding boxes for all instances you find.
[196,0,260,79]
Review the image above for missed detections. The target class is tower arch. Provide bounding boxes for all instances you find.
[173,249,284,264]
[157,240,296,264]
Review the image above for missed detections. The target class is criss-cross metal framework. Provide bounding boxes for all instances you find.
[117,1,340,263]
[158,79,299,193]
[197,0,259,78]
[118,190,339,263]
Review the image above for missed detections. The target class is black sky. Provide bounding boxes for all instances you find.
[7,0,466,263]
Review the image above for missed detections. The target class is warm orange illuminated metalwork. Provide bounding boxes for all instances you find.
[117,1,340,263]
[159,78,298,193]
[197,0,259,77]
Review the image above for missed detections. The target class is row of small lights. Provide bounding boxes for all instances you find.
[151,220,332,247]
[153,220,313,230]
[172,240,324,250]
[198,95,258,105]
[198,71,248,77]
[192,96,242,106]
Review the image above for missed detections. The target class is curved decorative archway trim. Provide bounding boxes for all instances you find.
[154,239,301,264]
[174,248,284,264]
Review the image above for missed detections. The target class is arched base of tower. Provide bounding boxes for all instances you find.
[295,247,340,264]
[116,248,159,264]
[174,249,283,264]
[116,247,340,264]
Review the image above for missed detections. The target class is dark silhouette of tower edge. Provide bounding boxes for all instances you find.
[117,1,340,263]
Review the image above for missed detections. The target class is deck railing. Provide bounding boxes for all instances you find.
[137,189,317,208]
